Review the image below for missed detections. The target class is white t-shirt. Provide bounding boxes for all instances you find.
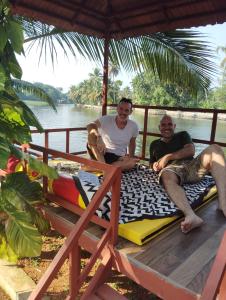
[99,115,139,156]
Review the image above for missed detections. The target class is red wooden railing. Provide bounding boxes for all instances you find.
[31,106,226,160]
[27,105,226,299]
[200,231,226,300]
[28,144,121,299]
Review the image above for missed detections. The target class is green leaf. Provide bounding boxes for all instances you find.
[0,64,7,91]
[27,155,58,179]
[25,204,50,234]
[0,138,11,169]
[13,79,57,111]
[7,19,24,54]
[8,59,22,79]
[0,226,18,262]
[0,26,7,52]
[5,211,42,257]
[2,172,43,204]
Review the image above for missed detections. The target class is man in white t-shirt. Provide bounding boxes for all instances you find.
[87,98,140,170]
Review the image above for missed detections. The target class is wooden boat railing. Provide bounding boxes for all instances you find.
[31,105,226,159]
[28,144,122,299]
[28,105,226,299]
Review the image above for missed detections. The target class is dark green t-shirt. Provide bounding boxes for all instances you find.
[149,131,193,163]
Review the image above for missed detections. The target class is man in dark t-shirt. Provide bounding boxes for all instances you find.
[149,114,226,234]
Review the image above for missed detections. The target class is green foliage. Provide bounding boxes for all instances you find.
[14,80,58,108]
[0,172,50,257]
[20,17,217,97]
[0,224,17,262]
[0,1,57,260]
[68,67,123,105]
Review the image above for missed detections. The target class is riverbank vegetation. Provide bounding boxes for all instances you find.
[68,60,226,109]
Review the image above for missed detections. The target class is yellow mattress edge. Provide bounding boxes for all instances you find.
[118,185,217,245]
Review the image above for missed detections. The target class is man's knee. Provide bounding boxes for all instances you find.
[161,170,180,188]
[88,131,97,145]
[204,144,223,155]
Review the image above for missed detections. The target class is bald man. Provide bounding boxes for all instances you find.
[149,114,226,233]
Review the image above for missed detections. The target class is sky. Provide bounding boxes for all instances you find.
[17,22,226,93]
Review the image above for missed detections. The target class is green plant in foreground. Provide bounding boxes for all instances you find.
[0,0,58,261]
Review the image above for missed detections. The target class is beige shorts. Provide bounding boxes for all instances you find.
[159,155,208,185]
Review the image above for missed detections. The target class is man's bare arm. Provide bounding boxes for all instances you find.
[154,143,195,171]
[128,137,136,157]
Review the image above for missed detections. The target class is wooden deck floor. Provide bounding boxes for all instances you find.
[42,197,226,299]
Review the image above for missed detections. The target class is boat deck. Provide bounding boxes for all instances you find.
[42,196,226,299]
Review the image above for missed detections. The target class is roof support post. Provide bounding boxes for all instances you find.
[101,36,110,116]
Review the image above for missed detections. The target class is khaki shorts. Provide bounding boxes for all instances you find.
[159,155,208,185]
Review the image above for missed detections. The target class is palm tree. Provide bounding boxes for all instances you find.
[20,18,217,97]
[109,63,120,103]
[217,46,226,85]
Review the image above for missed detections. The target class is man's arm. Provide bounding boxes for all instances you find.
[128,137,136,157]
[154,143,195,171]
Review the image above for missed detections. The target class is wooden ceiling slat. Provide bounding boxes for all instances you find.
[52,0,107,20]
[10,0,226,39]
[12,4,104,36]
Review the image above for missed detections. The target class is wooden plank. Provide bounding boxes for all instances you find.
[169,226,226,286]
[187,257,215,294]
[134,200,225,277]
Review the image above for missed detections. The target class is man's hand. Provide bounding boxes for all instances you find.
[96,136,106,154]
[153,154,172,172]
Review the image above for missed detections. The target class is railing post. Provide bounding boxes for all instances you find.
[68,242,81,299]
[66,129,70,153]
[142,108,149,160]
[210,111,218,144]
[44,130,49,148]
[43,150,48,195]
[110,168,121,245]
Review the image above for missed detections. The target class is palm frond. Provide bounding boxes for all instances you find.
[19,17,217,96]
[13,79,57,111]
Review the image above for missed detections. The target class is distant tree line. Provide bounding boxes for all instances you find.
[68,65,226,109]
[18,47,226,109]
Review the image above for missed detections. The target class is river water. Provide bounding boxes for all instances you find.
[30,104,226,157]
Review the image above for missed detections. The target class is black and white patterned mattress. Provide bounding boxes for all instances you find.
[74,164,216,224]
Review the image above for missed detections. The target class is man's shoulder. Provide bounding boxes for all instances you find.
[99,115,115,123]
[175,131,189,136]
[174,131,192,144]
[150,138,161,147]
[128,118,138,126]
[174,131,191,138]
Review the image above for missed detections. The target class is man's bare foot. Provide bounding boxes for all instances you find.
[181,215,204,233]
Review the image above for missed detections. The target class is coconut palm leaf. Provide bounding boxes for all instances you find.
[20,18,217,95]
[13,79,57,111]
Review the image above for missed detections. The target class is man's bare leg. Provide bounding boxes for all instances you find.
[200,144,226,216]
[87,130,105,162]
[161,171,203,233]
